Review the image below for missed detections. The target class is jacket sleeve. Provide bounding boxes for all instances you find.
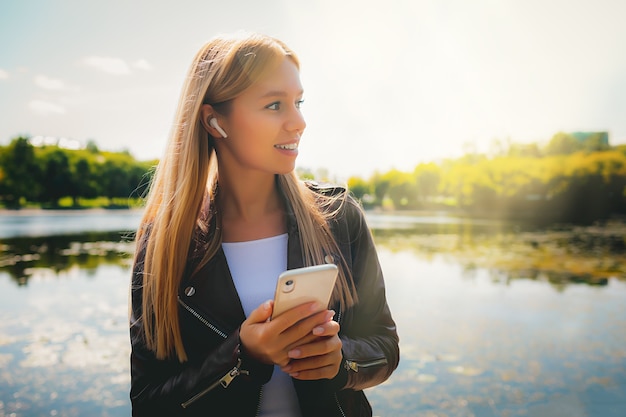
[129,236,272,415]
[331,197,400,391]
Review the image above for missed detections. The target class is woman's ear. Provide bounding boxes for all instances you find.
[200,104,215,133]
[200,104,226,138]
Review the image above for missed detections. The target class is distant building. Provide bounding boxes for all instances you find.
[570,131,609,147]
[28,135,83,150]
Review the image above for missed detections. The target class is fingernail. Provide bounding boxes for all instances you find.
[289,372,299,377]
[313,326,324,335]
[288,349,301,358]
[282,365,292,372]
[326,310,335,321]
[263,300,271,310]
[310,302,321,312]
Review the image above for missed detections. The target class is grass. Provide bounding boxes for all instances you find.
[0,197,145,210]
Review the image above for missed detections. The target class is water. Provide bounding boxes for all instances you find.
[0,210,625,416]
[0,209,143,239]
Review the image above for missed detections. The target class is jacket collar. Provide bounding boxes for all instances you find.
[183,177,306,286]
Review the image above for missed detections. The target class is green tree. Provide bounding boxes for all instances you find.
[545,132,582,155]
[507,142,542,158]
[38,148,72,206]
[414,163,441,206]
[99,160,131,201]
[347,176,371,203]
[582,132,610,152]
[0,137,41,207]
[86,139,100,154]
[96,154,153,204]
[370,171,390,206]
[383,169,418,209]
[71,158,98,204]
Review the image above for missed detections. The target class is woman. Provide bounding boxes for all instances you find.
[129,32,399,416]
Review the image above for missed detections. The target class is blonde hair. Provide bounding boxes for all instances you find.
[134,32,357,362]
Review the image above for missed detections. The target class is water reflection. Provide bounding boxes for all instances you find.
[0,264,131,417]
[0,232,134,286]
[371,219,626,290]
[1,213,625,416]
[367,249,626,417]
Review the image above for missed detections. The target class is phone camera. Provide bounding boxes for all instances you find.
[282,279,295,293]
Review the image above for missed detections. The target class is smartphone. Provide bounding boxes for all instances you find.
[271,264,338,320]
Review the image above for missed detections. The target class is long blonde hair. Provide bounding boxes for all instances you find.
[134,32,357,362]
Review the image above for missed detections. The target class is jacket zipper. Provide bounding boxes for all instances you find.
[254,386,263,417]
[181,358,249,409]
[334,393,347,417]
[333,309,346,417]
[178,297,250,408]
[344,357,388,372]
[178,297,228,339]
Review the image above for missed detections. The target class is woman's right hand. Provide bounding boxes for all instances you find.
[240,300,333,367]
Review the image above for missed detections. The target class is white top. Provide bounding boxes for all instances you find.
[222,234,302,417]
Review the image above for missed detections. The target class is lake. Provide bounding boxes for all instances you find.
[0,210,625,416]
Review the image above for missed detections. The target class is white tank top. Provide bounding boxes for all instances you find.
[222,233,303,417]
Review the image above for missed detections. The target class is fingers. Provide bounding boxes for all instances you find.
[287,363,341,381]
[271,301,324,330]
[281,335,343,380]
[240,300,279,364]
[284,318,339,352]
[311,319,340,337]
[274,309,335,347]
[247,299,273,323]
[287,331,341,361]
[240,301,335,368]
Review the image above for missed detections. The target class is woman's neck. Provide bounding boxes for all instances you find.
[216,172,287,242]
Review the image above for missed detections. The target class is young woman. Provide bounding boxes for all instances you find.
[129,32,399,416]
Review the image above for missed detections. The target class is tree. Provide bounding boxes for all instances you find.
[414,163,441,206]
[507,142,542,158]
[545,132,581,155]
[370,171,390,206]
[70,158,98,204]
[96,154,153,204]
[0,137,41,207]
[582,132,610,152]
[86,139,100,154]
[38,148,72,206]
[347,176,371,203]
[383,169,418,209]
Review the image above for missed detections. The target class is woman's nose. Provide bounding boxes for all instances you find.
[286,106,306,134]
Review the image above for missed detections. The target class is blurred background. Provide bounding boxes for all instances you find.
[1,0,625,416]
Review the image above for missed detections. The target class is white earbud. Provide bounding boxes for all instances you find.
[209,118,228,138]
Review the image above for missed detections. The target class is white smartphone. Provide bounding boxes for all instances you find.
[271,264,338,320]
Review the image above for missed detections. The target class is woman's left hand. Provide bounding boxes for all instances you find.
[280,320,342,380]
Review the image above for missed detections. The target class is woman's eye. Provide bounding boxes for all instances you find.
[266,102,281,110]
[296,99,305,109]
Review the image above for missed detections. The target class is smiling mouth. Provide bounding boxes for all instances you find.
[275,143,298,150]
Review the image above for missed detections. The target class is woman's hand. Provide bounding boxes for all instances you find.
[240,300,334,368]
[280,319,342,380]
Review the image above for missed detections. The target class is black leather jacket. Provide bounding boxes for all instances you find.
[129,183,400,416]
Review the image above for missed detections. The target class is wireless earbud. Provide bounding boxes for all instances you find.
[209,118,228,138]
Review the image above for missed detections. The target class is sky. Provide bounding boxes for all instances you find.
[1,0,625,179]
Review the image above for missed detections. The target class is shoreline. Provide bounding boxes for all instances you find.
[0,207,145,216]
[1,207,624,228]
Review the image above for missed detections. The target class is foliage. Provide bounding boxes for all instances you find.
[351,143,626,223]
[1,133,625,223]
[347,176,371,203]
[0,136,156,208]
[0,137,41,207]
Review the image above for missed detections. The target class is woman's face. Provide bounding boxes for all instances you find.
[212,57,306,176]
